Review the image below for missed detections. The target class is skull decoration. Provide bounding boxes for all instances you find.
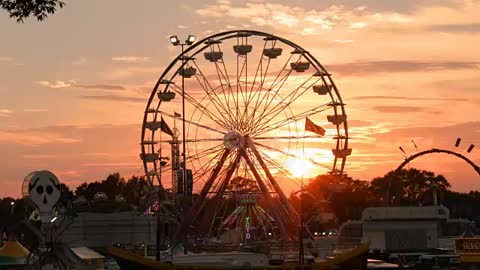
[27,170,61,223]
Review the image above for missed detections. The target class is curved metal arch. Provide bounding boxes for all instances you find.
[395,148,480,175]
[141,29,350,186]
[386,148,480,205]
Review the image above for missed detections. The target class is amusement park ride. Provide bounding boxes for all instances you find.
[139,30,352,247]
[7,29,479,270]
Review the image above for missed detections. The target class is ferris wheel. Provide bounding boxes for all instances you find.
[140,30,351,239]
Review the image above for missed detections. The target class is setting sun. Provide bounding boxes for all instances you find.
[285,157,314,178]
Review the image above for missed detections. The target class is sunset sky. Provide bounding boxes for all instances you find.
[0,0,479,198]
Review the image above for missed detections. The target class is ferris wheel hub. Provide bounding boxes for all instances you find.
[223,131,244,150]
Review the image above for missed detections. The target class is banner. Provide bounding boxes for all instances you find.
[305,117,325,136]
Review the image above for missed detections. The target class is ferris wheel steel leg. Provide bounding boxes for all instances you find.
[207,152,242,237]
[241,148,288,236]
[247,137,299,221]
[175,149,231,239]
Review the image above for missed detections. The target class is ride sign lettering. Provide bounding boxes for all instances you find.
[455,238,480,254]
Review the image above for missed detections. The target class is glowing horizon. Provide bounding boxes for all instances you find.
[0,0,479,198]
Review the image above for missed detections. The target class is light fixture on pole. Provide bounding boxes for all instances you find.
[169,34,196,255]
[169,35,180,46]
[186,35,196,45]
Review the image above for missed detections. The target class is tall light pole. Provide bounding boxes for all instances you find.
[169,34,196,254]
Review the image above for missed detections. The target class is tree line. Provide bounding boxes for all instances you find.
[1,168,479,236]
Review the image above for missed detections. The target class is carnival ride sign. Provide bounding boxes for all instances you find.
[455,238,480,254]
[245,216,251,240]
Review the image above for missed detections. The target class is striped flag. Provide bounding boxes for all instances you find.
[305,117,325,136]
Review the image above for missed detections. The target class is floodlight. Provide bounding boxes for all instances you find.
[169,35,180,46]
[186,35,196,45]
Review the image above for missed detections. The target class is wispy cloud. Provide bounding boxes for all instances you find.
[331,39,355,43]
[112,56,150,63]
[72,57,87,65]
[77,84,125,90]
[37,80,74,89]
[23,109,48,112]
[350,21,368,28]
[195,1,414,35]
[350,95,469,102]
[80,162,140,167]
[0,57,15,62]
[0,109,13,117]
[427,23,480,33]
[36,80,125,90]
[0,131,81,145]
[81,95,145,103]
[372,105,426,113]
[327,61,479,76]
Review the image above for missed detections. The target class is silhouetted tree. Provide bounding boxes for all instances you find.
[59,183,74,203]
[75,181,100,200]
[125,175,149,206]
[100,172,126,200]
[370,168,451,206]
[0,0,65,22]
[226,176,260,193]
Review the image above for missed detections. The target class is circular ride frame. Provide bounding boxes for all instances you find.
[140,30,350,239]
[386,148,480,205]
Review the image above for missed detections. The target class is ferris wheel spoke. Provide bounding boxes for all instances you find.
[189,143,224,162]
[156,110,225,135]
[151,143,223,177]
[256,54,300,113]
[212,59,238,129]
[240,39,271,133]
[254,135,329,141]
[190,59,237,129]
[234,37,251,132]
[252,103,331,137]
[256,147,303,188]
[245,59,296,134]
[155,138,224,143]
[192,152,225,185]
[189,144,224,169]
[253,141,333,171]
[211,40,238,129]
[169,84,230,130]
[253,76,322,134]
[246,55,272,115]
[238,56,250,132]
[244,53,294,134]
